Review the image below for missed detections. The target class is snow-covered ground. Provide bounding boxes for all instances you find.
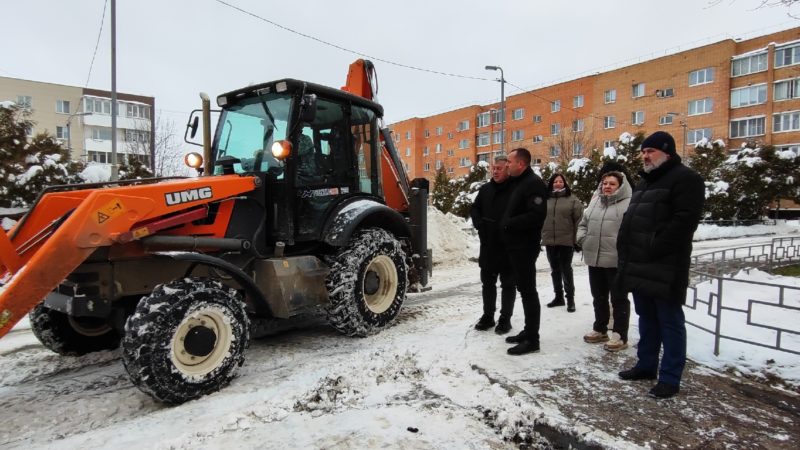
[0,215,798,448]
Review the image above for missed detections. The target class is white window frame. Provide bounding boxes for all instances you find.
[405,131,411,140]
[688,98,713,116]
[16,95,32,108]
[459,157,471,167]
[422,146,429,156]
[435,160,443,170]
[773,110,800,133]
[436,126,443,136]
[632,83,645,98]
[55,126,69,140]
[656,88,674,98]
[423,163,430,172]
[492,130,505,144]
[477,112,490,128]
[731,84,767,108]
[447,149,455,157]
[687,128,712,144]
[457,120,470,131]
[689,68,714,86]
[551,100,561,113]
[491,109,505,124]
[659,115,674,125]
[511,129,524,141]
[572,142,583,156]
[571,119,584,132]
[631,111,645,125]
[603,140,615,149]
[459,139,470,149]
[776,143,800,155]
[435,143,442,153]
[731,52,768,77]
[729,116,765,138]
[477,133,490,147]
[774,78,800,101]
[533,135,543,143]
[550,123,560,135]
[533,115,542,123]
[603,116,616,129]
[573,95,584,108]
[549,145,560,157]
[775,43,800,68]
[447,167,454,174]
[56,100,70,114]
[405,148,411,157]
[512,108,524,120]
[604,89,616,104]
[424,129,430,138]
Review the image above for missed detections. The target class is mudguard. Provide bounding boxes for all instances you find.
[322,198,411,248]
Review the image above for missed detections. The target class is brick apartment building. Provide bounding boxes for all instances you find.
[390,26,800,182]
[0,77,155,168]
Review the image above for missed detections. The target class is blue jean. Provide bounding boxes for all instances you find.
[632,292,686,386]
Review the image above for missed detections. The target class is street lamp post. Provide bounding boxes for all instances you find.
[485,65,505,153]
[66,112,92,158]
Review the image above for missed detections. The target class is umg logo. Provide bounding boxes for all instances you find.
[165,186,213,206]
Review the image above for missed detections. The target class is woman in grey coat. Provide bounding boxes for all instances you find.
[541,173,583,312]
[576,171,632,352]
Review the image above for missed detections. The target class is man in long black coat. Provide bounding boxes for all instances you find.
[616,131,704,399]
[501,148,548,355]
[470,156,516,334]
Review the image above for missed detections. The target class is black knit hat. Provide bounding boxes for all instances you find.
[641,131,676,156]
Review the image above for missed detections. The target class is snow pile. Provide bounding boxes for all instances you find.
[427,207,477,267]
[79,163,112,183]
[693,220,799,240]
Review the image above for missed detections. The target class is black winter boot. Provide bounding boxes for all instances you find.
[474,315,495,331]
[566,297,576,313]
[507,339,540,355]
[494,317,512,335]
[546,298,565,308]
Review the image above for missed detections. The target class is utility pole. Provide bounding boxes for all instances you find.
[485,66,505,153]
[110,0,119,181]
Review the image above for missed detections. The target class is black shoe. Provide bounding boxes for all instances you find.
[494,318,512,335]
[474,315,495,331]
[649,382,680,399]
[546,298,565,308]
[505,331,527,343]
[567,303,576,313]
[618,367,657,381]
[507,340,540,355]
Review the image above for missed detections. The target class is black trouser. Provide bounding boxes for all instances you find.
[588,266,630,342]
[545,245,574,301]
[480,267,516,319]
[508,249,541,342]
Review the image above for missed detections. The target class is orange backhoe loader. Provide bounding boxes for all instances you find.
[0,60,431,403]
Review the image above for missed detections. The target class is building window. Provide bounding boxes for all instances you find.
[405,131,411,140]
[124,129,150,142]
[55,100,70,114]
[459,157,471,167]
[632,83,645,98]
[447,132,453,139]
[571,119,584,132]
[573,95,584,108]
[775,78,800,101]
[477,133,490,147]
[492,131,505,144]
[405,148,411,157]
[477,153,490,163]
[88,151,110,163]
[732,52,768,77]
[511,129,524,141]
[491,109,505,124]
[656,88,674,98]
[435,143,442,153]
[423,163,430,172]
[457,120,470,131]
[512,108,524,120]
[687,128,712,144]
[631,111,645,125]
[125,103,150,119]
[776,144,800,155]
[775,43,800,68]
[477,112,490,128]
[688,98,713,116]
[436,126,443,136]
[447,167,454,174]
[689,67,714,86]
[604,89,616,104]
[422,146,429,156]
[56,126,69,140]
[603,116,616,129]
[550,123,561,135]
[731,85,767,108]
[435,160,443,170]
[549,145,560,157]
[603,140,615,149]
[16,95,32,108]
[730,117,765,138]
[533,115,542,123]
[533,135,543,143]
[551,100,561,113]
[773,110,800,133]
[659,115,674,125]
[459,139,470,149]
[424,129,430,138]
[447,149,455,156]
[572,142,583,156]
[90,127,113,141]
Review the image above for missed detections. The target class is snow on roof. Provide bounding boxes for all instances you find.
[731,46,768,59]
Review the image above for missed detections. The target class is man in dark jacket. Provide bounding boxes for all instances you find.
[470,156,517,334]
[501,148,548,355]
[616,131,704,399]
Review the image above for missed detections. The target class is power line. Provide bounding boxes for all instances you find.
[85,0,109,88]
[213,0,492,82]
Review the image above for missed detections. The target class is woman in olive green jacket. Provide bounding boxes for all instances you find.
[541,173,583,312]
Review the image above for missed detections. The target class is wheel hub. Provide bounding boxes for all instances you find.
[362,255,398,314]
[364,270,380,295]
[183,325,217,357]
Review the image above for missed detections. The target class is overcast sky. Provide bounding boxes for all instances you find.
[1,0,797,130]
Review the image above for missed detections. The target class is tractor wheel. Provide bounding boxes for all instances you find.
[121,278,250,404]
[29,303,120,356]
[325,228,408,337]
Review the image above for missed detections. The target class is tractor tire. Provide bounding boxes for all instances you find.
[121,278,250,404]
[325,228,408,337]
[29,303,120,356]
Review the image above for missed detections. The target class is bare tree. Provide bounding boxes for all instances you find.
[546,127,597,166]
[125,116,187,176]
[708,0,799,17]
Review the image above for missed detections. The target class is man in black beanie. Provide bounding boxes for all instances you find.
[616,131,704,399]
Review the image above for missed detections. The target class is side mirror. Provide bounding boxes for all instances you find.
[299,94,317,123]
[189,116,200,139]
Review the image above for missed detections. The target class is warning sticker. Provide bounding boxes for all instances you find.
[95,198,125,224]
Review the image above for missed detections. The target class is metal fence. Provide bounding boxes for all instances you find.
[686,236,800,356]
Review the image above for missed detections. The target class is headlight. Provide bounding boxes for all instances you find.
[271,140,292,160]
[184,152,203,169]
